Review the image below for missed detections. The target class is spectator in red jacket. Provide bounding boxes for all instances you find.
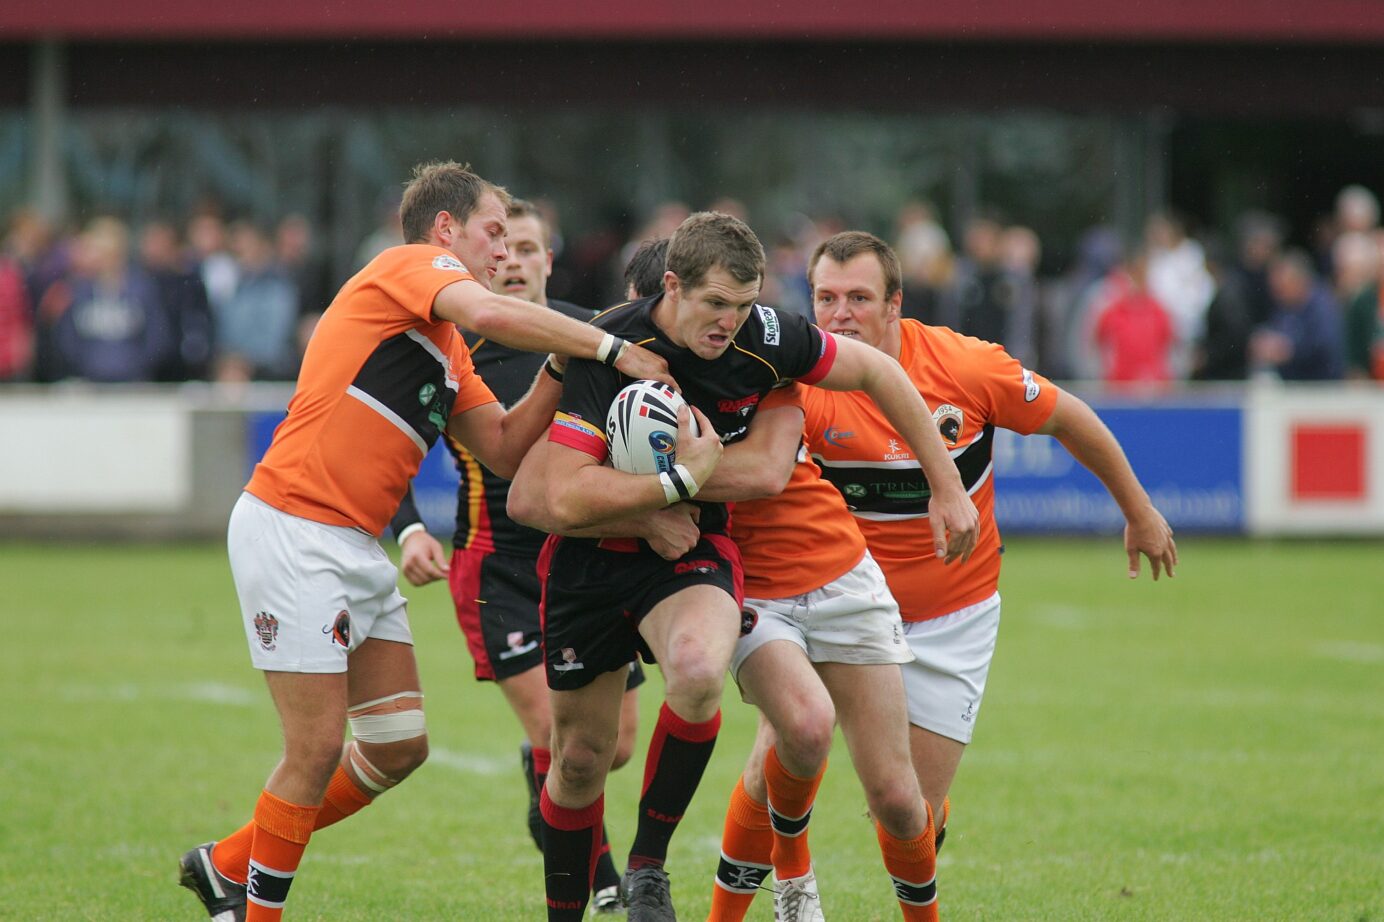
[1093,254,1175,389]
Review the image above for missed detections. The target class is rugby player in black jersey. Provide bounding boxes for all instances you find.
[507,211,980,922]
[389,199,671,913]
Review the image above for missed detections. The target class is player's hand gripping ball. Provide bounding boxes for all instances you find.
[606,380,700,474]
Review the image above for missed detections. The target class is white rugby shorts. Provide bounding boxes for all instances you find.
[228,493,412,673]
[731,550,913,683]
[900,592,1001,744]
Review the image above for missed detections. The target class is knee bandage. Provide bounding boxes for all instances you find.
[347,691,427,744]
[345,692,426,794]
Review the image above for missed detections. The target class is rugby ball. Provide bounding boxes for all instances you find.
[606,380,699,474]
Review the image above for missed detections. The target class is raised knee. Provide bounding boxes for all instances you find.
[554,739,610,789]
[777,702,834,767]
[663,654,726,709]
[348,692,427,783]
[384,734,429,777]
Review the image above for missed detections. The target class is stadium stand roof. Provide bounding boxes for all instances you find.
[2,0,1383,43]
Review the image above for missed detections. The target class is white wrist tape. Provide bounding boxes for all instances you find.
[659,471,681,506]
[597,332,628,367]
[396,523,427,547]
[596,332,618,364]
[670,463,699,500]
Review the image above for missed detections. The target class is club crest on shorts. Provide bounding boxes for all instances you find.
[253,611,279,651]
[553,647,585,672]
[323,610,350,648]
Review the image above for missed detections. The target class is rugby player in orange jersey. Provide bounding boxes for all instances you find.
[695,389,946,922]
[177,161,675,922]
[709,231,1177,921]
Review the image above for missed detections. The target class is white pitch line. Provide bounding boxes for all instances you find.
[427,747,512,776]
[179,682,259,706]
[1313,641,1384,664]
[58,681,258,706]
[1028,604,1091,630]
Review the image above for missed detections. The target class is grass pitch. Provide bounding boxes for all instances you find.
[2,537,1382,920]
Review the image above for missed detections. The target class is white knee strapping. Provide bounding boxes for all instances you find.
[347,742,392,793]
[347,690,426,745]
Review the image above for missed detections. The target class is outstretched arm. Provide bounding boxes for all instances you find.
[815,333,980,563]
[1037,388,1178,580]
[433,281,675,387]
[445,367,563,480]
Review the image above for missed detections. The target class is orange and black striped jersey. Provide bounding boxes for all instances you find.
[730,387,867,600]
[247,244,498,536]
[391,299,595,556]
[797,320,1059,621]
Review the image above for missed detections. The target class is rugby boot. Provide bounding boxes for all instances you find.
[621,865,676,921]
[178,841,247,922]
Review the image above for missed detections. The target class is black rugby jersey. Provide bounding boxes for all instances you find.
[392,298,594,556]
[549,293,835,536]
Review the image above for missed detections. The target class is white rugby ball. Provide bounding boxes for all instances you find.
[606,380,699,474]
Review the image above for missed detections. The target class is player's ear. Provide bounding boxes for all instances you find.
[432,210,454,245]
[663,270,680,301]
[886,288,903,323]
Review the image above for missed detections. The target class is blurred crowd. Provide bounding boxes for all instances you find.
[3,184,1383,387]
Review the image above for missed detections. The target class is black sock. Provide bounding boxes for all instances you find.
[540,789,602,921]
[593,827,620,892]
[628,703,721,869]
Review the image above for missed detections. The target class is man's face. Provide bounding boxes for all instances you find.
[666,266,760,360]
[490,214,551,305]
[812,253,900,349]
[446,192,509,282]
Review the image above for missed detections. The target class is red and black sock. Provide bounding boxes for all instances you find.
[627,702,721,870]
[536,744,620,893]
[540,788,603,921]
[593,826,620,893]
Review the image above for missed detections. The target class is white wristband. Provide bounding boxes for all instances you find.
[671,463,699,500]
[596,332,618,364]
[658,471,681,506]
[396,522,427,547]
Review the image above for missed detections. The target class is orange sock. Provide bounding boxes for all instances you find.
[708,776,774,922]
[245,789,319,922]
[876,802,938,922]
[314,761,375,830]
[211,822,254,885]
[764,746,824,881]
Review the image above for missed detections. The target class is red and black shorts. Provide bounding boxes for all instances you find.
[451,545,648,689]
[537,534,744,691]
